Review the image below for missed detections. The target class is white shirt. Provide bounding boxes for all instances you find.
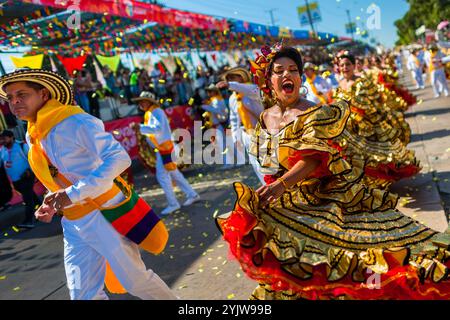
[139,107,173,147]
[26,113,131,204]
[201,97,228,126]
[227,82,263,142]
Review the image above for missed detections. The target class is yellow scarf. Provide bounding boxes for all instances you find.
[306,74,327,104]
[27,99,85,192]
[235,92,259,131]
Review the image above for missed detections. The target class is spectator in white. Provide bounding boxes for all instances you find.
[424,44,449,98]
[134,91,200,215]
[0,129,40,228]
[407,49,425,89]
[303,62,331,104]
[216,67,264,183]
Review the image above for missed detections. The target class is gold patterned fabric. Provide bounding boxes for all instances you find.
[332,76,419,188]
[217,101,450,300]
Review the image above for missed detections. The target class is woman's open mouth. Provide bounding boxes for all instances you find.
[281,81,294,94]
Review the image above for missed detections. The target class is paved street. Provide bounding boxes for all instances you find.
[0,74,449,300]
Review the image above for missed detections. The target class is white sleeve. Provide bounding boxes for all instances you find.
[65,119,131,203]
[228,82,260,99]
[228,100,241,143]
[139,110,162,135]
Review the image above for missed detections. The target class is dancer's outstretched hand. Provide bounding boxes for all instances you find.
[35,204,57,223]
[44,190,73,211]
[256,181,286,208]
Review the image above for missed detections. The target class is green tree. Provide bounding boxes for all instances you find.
[395,0,450,45]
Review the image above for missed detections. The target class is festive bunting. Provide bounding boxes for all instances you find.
[96,55,121,73]
[159,56,178,75]
[11,54,44,69]
[57,55,87,76]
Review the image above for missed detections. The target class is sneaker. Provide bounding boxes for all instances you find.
[161,204,181,215]
[182,194,201,206]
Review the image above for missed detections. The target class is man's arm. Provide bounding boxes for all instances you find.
[228,82,261,99]
[139,110,163,135]
[65,118,132,203]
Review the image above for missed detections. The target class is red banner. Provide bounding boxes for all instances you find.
[104,116,142,160]
[164,105,197,134]
[24,0,228,31]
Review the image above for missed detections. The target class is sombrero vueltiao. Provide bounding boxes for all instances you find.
[0,68,74,105]
[131,91,159,105]
[220,67,252,83]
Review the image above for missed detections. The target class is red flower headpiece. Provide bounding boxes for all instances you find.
[250,43,283,95]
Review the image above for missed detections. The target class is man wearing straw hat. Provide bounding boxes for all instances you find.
[216,66,264,183]
[0,68,176,300]
[133,91,200,215]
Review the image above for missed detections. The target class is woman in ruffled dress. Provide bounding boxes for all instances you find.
[216,44,450,300]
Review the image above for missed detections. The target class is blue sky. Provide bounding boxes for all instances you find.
[161,0,410,48]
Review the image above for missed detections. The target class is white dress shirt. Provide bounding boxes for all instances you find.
[26,113,131,204]
[139,108,173,148]
[227,82,263,143]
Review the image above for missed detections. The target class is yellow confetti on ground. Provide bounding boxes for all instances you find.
[236,273,242,278]
[212,267,219,270]
[432,117,437,121]
[170,255,174,259]
[222,260,228,265]
[207,249,214,252]
[4,233,8,237]
[446,148,450,153]
[222,148,229,155]
[417,99,423,105]
[12,226,19,232]
[215,271,222,275]
[202,232,208,238]
[213,209,219,218]
[198,269,204,273]
[198,173,203,178]
[217,244,224,248]
[13,287,20,291]
[178,285,188,289]
[227,293,235,299]
[0,276,6,280]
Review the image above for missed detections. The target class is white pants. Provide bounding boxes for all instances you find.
[241,130,265,186]
[62,194,176,300]
[155,152,198,207]
[431,69,449,96]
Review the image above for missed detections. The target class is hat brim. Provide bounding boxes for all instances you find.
[131,96,159,104]
[0,69,74,105]
[220,67,251,83]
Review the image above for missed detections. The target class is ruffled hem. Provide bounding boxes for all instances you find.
[364,163,421,182]
[218,203,450,300]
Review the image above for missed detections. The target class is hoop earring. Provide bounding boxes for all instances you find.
[299,85,308,96]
